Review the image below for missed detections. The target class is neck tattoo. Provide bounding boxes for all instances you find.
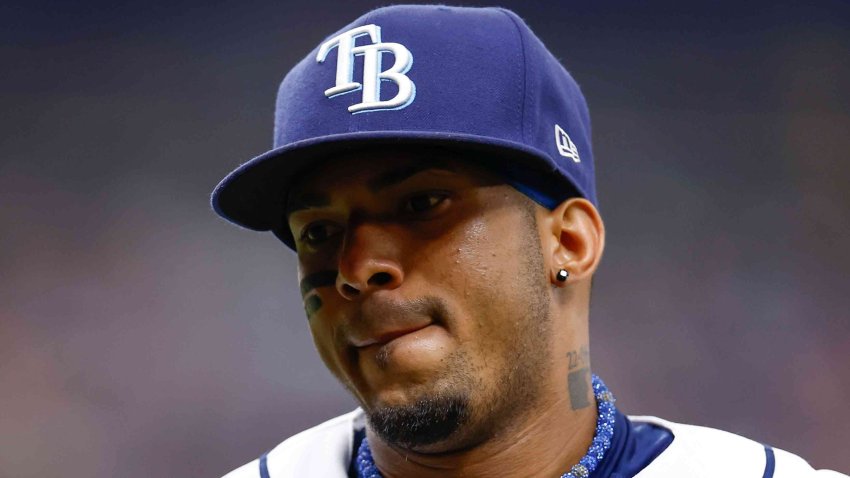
[356,374,617,478]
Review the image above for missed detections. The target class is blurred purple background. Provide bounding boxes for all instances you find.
[2,1,848,476]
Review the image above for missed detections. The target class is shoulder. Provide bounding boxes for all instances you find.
[221,408,365,478]
[629,415,847,478]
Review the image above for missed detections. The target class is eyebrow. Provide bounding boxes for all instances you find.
[364,157,457,191]
[285,160,456,216]
[286,191,331,215]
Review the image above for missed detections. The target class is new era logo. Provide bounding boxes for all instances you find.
[555,124,580,163]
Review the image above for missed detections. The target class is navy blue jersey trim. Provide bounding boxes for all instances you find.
[762,445,776,478]
[348,428,367,478]
[259,452,270,478]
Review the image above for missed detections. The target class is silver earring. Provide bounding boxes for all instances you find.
[556,269,569,282]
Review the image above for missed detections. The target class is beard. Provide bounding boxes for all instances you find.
[364,204,552,452]
[367,390,472,449]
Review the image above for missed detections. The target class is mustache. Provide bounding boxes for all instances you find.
[362,295,449,323]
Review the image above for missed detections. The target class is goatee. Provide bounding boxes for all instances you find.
[367,393,471,449]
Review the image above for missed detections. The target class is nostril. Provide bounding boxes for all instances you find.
[342,283,360,296]
[368,272,393,286]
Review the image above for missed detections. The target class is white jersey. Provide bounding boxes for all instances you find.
[222,409,846,478]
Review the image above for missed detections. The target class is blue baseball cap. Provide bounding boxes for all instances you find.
[211,5,596,250]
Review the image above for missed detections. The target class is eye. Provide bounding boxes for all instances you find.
[404,191,450,214]
[299,221,342,246]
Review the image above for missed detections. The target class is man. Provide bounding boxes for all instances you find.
[211,5,846,478]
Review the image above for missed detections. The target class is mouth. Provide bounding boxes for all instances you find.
[352,323,433,349]
[357,323,443,371]
[345,295,450,371]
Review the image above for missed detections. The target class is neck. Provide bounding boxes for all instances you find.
[366,384,598,478]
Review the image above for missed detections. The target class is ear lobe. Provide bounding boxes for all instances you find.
[545,198,605,283]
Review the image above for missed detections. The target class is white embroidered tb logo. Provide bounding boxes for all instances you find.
[316,24,416,114]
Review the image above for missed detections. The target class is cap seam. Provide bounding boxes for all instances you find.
[498,8,528,144]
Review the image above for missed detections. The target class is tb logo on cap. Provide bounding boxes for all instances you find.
[316,24,416,114]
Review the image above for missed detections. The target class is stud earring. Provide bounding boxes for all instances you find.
[556,269,569,282]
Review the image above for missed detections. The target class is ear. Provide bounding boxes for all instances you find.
[541,198,605,284]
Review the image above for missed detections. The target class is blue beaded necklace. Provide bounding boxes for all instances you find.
[356,374,617,478]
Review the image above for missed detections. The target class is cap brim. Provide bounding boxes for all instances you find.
[211,130,575,250]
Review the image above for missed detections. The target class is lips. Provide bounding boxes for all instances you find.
[351,323,431,348]
[346,294,438,349]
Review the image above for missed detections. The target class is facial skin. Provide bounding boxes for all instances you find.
[286,146,605,477]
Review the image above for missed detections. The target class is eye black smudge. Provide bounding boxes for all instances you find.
[300,270,338,296]
[305,295,323,320]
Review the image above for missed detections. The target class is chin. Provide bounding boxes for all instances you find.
[366,390,472,450]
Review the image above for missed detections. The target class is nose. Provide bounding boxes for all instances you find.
[336,219,404,300]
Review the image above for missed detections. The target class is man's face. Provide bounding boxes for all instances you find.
[286,148,554,451]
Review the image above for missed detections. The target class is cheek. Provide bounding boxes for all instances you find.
[297,254,336,283]
[452,213,519,299]
[297,257,364,391]
[457,218,501,283]
[451,210,537,348]
[308,318,350,383]
[308,319,333,363]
